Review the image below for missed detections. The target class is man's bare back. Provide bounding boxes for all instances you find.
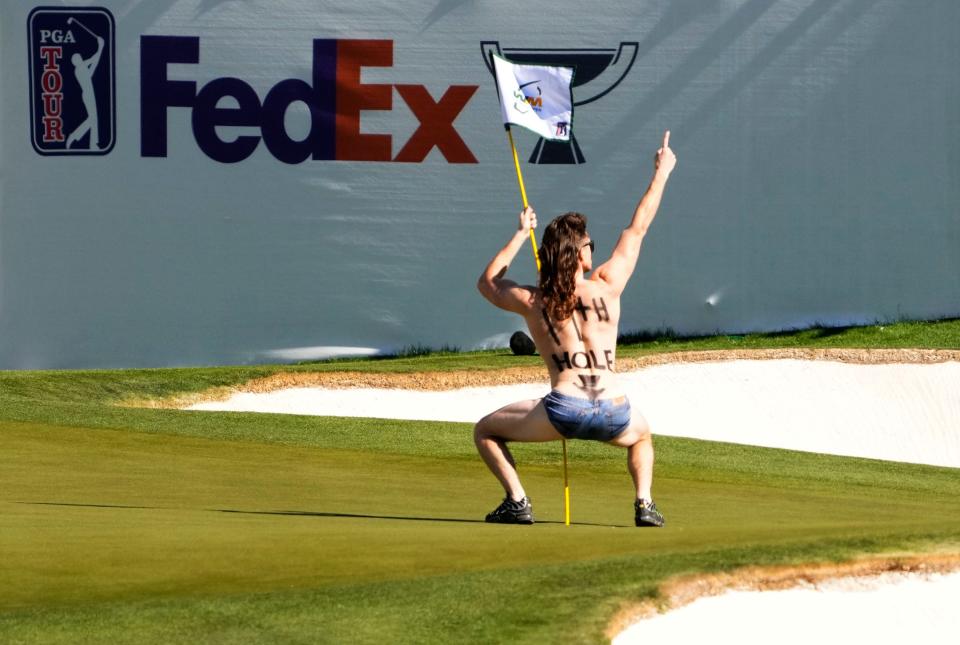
[519,280,624,399]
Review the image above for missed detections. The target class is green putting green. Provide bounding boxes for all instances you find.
[2,341,959,643]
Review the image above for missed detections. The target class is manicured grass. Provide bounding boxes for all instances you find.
[2,416,959,644]
[1,321,959,643]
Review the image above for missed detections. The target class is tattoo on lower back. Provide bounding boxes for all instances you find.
[575,374,605,397]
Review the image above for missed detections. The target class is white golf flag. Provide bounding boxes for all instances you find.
[492,54,574,141]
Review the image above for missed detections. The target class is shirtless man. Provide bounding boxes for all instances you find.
[475,131,676,527]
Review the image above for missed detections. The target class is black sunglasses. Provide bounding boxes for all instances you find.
[581,240,595,253]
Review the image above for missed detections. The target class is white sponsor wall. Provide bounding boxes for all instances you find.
[1,0,958,369]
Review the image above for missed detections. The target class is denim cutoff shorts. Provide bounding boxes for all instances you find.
[543,390,632,442]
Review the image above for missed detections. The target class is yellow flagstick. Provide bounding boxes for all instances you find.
[562,436,570,525]
[505,125,570,526]
[506,127,540,270]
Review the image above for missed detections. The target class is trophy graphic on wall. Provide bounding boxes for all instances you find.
[481,41,638,164]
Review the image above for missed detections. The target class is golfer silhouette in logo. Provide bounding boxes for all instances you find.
[65,17,104,150]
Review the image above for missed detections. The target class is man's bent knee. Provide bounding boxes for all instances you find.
[474,414,496,442]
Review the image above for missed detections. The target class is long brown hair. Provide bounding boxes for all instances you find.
[538,212,587,321]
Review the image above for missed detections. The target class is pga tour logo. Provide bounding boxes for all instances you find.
[28,7,116,155]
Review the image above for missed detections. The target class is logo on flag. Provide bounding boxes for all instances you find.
[492,54,574,143]
[516,80,543,113]
[482,42,639,164]
[28,7,116,155]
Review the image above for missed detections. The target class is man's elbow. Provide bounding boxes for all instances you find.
[477,275,494,300]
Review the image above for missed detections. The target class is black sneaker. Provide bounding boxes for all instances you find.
[635,499,665,527]
[485,496,534,524]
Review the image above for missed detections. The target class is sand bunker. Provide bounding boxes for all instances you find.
[188,357,960,468]
[612,562,960,645]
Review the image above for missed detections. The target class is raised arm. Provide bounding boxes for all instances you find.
[477,206,538,314]
[594,131,677,295]
[87,36,104,70]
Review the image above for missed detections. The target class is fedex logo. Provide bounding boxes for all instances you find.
[141,37,478,164]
